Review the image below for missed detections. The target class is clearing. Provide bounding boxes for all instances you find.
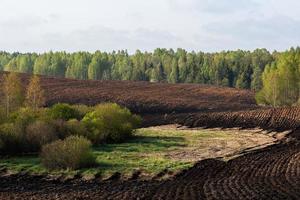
[0,125,282,180]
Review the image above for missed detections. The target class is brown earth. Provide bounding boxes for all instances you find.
[168,106,300,132]
[0,71,257,114]
[0,72,300,199]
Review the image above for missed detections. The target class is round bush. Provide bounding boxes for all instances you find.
[40,136,96,170]
[82,103,141,144]
[25,121,57,152]
[48,103,80,121]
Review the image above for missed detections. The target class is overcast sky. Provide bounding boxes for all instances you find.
[1,0,300,53]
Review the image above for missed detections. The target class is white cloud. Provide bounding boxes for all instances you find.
[168,0,259,14]
[0,0,299,52]
[202,15,300,51]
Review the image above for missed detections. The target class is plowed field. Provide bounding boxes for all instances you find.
[1,141,299,200]
[0,72,300,200]
[0,72,257,114]
[170,106,300,132]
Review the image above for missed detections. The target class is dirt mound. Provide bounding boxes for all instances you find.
[0,72,257,114]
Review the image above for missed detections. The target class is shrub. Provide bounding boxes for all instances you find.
[0,107,7,124]
[25,120,58,152]
[0,123,24,154]
[0,108,58,154]
[65,119,88,137]
[71,104,94,119]
[40,136,96,170]
[82,103,141,144]
[50,119,88,140]
[48,103,80,121]
[9,108,39,131]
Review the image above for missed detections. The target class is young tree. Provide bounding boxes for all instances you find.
[25,75,45,109]
[2,72,24,116]
[256,64,280,106]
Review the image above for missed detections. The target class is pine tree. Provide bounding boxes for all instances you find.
[25,75,45,109]
[2,72,24,116]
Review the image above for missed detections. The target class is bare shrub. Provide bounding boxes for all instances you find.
[25,120,57,152]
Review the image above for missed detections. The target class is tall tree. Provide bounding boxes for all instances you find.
[2,72,24,116]
[256,64,280,106]
[25,75,45,109]
[169,59,179,83]
[251,66,263,91]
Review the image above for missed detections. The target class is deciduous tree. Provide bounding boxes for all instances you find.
[25,75,45,109]
[2,72,24,116]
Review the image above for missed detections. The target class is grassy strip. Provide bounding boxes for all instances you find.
[0,127,251,179]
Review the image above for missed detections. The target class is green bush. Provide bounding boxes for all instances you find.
[0,123,24,154]
[65,119,88,137]
[9,108,39,131]
[0,120,58,154]
[25,121,58,152]
[0,108,58,154]
[82,103,141,144]
[48,103,80,121]
[40,136,96,170]
[71,104,94,119]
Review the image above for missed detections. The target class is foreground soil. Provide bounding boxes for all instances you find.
[1,140,299,200]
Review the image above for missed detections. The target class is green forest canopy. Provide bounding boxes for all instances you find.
[0,47,299,106]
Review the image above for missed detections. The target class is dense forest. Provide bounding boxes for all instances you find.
[0,47,299,106]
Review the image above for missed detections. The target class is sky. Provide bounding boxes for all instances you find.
[1,0,300,53]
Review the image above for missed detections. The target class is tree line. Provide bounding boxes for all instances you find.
[0,48,274,91]
[0,47,299,106]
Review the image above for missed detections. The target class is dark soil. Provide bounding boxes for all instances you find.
[0,72,257,115]
[0,72,299,199]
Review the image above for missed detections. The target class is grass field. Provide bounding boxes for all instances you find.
[0,126,277,180]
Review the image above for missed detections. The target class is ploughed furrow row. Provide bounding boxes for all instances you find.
[151,159,226,200]
[202,143,300,200]
[178,107,300,132]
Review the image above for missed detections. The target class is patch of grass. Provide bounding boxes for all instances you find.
[0,127,262,179]
[0,156,45,174]
[0,128,195,177]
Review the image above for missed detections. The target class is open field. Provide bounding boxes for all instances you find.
[0,125,279,180]
[1,133,299,200]
[0,72,257,115]
[0,73,299,199]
